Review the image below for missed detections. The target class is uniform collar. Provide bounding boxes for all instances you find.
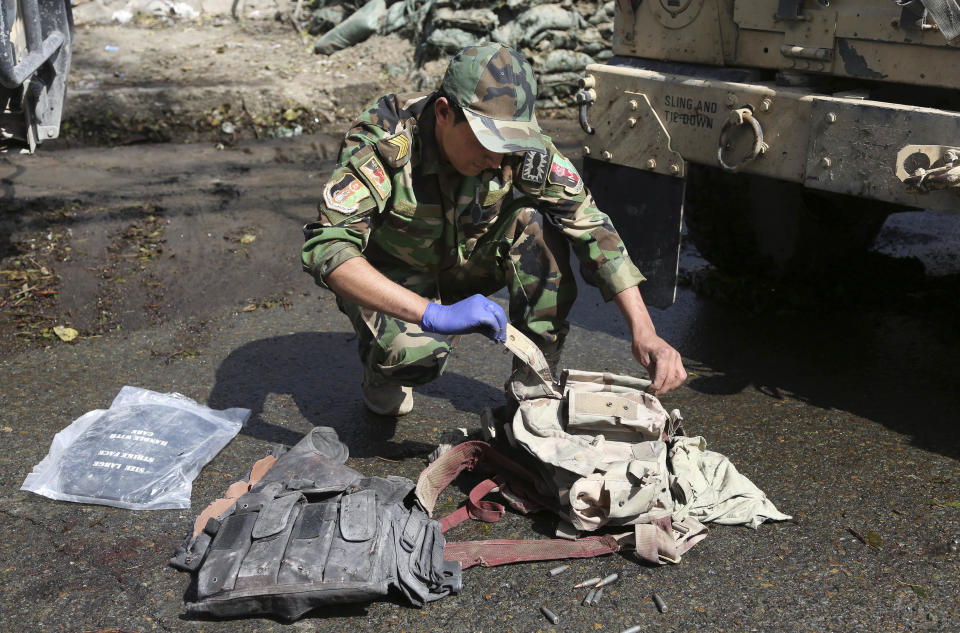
[416,101,443,176]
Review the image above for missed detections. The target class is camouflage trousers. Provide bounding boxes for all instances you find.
[336,202,577,388]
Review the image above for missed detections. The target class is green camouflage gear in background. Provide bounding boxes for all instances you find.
[439,43,545,154]
[301,82,645,381]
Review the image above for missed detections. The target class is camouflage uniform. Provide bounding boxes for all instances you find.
[301,46,645,388]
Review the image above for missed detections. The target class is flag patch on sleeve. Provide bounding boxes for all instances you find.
[359,156,391,202]
[547,154,584,195]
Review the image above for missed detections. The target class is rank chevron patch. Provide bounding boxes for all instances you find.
[386,133,410,161]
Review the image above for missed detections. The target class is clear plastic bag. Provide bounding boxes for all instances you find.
[21,386,249,510]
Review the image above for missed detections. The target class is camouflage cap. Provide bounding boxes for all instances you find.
[440,43,545,155]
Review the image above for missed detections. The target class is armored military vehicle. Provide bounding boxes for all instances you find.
[575,0,960,306]
[1,0,73,151]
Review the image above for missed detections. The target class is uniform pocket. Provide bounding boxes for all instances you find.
[198,512,259,597]
[566,389,666,441]
[323,489,383,583]
[233,494,304,591]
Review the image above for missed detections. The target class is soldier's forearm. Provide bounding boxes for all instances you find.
[613,285,658,343]
[325,257,431,324]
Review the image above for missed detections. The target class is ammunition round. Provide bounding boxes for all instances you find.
[595,572,619,588]
[574,576,602,588]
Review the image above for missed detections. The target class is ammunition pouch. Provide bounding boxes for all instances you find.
[170,427,460,620]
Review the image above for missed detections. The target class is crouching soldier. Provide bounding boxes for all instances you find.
[302,43,686,416]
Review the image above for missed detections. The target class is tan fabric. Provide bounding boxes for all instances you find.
[568,441,673,531]
[510,370,676,531]
[668,436,792,528]
[501,366,790,561]
[634,516,709,565]
[491,343,791,564]
[191,454,278,537]
[503,324,557,391]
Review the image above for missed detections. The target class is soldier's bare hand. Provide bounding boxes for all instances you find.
[632,334,687,396]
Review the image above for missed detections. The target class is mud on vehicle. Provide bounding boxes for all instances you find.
[1,0,72,151]
[575,0,960,306]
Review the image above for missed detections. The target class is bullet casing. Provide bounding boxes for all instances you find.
[582,588,596,606]
[591,587,604,605]
[540,605,560,624]
[653,592,668,613]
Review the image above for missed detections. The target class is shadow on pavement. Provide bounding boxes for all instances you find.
[564,251,960,460]
[681,297,960,461]
[207,331,502,457]
[676,258,960,461]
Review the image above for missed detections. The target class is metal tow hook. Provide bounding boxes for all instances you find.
[575,88,596,135]
[717,107,768,172]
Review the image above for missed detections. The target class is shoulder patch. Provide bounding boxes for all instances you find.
[323,173,371,214]
[547,153,584,195]
[377,129,412,169]
[520,150,548,186]
[358,155,391,202]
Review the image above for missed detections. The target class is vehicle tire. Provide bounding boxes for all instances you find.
[683,165,902,278]
[0,0,73,148]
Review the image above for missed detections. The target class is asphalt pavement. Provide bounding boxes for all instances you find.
[1,135,958,633]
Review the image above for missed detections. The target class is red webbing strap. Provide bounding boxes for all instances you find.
[418,441,623,568]
[415,440,552,522]
[438,477,506,533]
[444,534,621,569]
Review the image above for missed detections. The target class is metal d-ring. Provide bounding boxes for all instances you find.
[717,108,766,172]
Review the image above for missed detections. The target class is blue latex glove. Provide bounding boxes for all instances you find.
[421,294,508,342]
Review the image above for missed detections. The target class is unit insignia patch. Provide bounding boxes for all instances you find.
[520,150,548,186]
[323,173,371,214]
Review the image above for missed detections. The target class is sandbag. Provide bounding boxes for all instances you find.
[314,0,387,56]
